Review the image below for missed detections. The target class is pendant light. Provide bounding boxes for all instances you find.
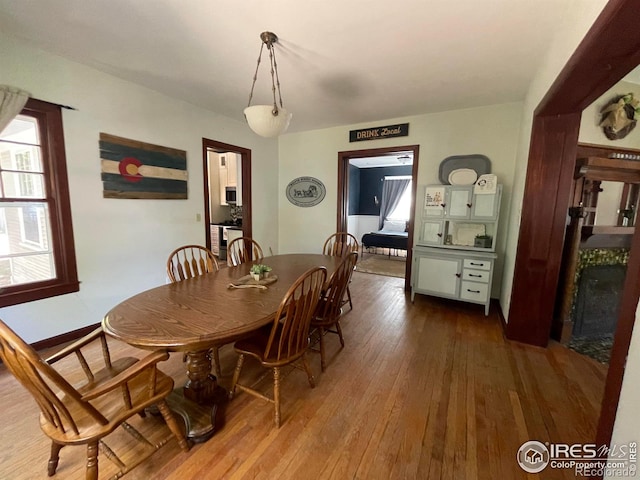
[244,31,292,137]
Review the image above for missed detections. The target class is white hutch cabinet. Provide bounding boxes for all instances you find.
[411,184,502,315]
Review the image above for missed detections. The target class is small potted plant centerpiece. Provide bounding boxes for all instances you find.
[250,264,272,281]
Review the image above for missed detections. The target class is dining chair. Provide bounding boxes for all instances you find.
[322,232,359,310]
[227,236,264,266]
[229,266,327,427]
[311,251,358,371]
[166,244,219,282]
[166,244,223,377]
[0,319,189,480]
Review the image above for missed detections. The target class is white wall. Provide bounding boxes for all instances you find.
[594,181,624,226]
[579,80,640,149]
[0,33,280,343]
[278,102,522,297]
[499,0,609,320]
[348,215,379,244]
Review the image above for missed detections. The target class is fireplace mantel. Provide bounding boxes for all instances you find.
[575,157,640,183]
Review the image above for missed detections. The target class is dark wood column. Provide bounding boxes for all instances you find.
[506,113,580,346]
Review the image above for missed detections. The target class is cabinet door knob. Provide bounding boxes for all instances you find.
[440,203,446,208]
[437,233,443,237]
[467,203,472,208]
[455,273,461,278]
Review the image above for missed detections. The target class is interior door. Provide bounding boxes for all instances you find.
[337,145,420,290]
[202,139,252,252]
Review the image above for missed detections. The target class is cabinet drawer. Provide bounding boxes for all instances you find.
[462,269,490,283]
[463,258,491,271]
[460,281,489,302]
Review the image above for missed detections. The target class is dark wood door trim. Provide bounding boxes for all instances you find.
[596,219,640,451]
[506,0,640,464]
[506,113,580,346]
[202,138,252,248]
[536,1,640,117]
[337,145,420,291]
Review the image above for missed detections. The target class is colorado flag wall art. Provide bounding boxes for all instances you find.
[100,133,188,199]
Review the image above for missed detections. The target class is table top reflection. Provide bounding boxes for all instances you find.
[102,254,342,352]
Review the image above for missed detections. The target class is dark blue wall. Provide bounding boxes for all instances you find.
[351,165,412,216]
[348,164,360,215]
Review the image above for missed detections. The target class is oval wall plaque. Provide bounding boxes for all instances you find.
[286,176,326,207]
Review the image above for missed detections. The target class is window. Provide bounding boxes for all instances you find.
[0,98,78,307]
[388,180,412,221]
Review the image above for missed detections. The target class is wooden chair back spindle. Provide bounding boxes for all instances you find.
[310,252,358,371]
[166,245,219,282]
[227,237,264,266]
[264,266,328,364]
[322,232,359,311]
[316,251,358,322]
[322,232,359,258]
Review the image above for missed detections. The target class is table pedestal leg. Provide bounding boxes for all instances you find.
[183,350,223,403]
[169,349,227,442]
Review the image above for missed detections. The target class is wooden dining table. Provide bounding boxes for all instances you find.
[102,253,342,441]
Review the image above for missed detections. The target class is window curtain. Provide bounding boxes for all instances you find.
[0,85,30,134]
[378,178,410,229]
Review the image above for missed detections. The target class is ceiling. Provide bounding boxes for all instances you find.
[0,0,580,133]
[350,154,413,169]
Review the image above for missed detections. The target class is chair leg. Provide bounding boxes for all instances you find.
[86,441,99,480]
[157,400,190,452]
[301,353,316,388]
[336,321,345,348]
[318,327,327,372]
[47,441,63,476]
[273,367,281,428]
[211,346,221,377]
[229,353,245,399]
[346,285,353,310]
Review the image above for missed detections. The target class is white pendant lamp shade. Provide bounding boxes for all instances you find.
[244,105,292,138]
[245,32,292,137]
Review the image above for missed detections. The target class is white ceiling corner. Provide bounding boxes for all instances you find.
[0,0,578,133]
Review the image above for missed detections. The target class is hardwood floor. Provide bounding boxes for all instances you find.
[0,272,607,479]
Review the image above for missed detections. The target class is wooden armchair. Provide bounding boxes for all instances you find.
[311,251,359,371]
[322,232,359,310]
[229,266,327,427]
[227,237,264,267]
[0,319,189,480]
[167,245,224,377]
[167,244,219,282]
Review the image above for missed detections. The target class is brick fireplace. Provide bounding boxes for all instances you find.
[570,248,629,339]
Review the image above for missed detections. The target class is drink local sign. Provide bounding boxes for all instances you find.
[349,123,409,142]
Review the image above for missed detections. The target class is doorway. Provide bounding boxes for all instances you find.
[553,143,639,367]
[202,138,252,255]
[504,0,640,457]
[336,145,420,290]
